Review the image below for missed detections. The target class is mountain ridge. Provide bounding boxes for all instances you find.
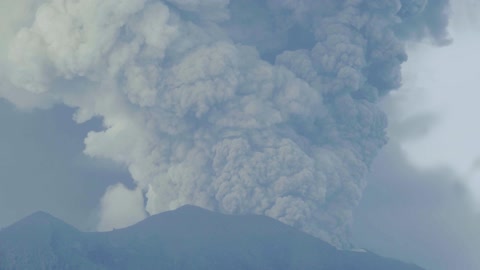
[0,205,424,270]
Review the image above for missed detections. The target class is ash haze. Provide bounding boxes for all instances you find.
[0,0,476,268]
[391,0,480,203]
[353,1,480,269]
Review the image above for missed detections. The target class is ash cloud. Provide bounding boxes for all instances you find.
[397,0,452,45]
[1,0,449,247]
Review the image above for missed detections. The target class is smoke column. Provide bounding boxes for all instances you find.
[0,0,449,247]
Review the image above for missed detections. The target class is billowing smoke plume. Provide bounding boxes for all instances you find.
[1,0,449,246]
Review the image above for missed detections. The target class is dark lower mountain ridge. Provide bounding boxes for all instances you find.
[0,205,423,270]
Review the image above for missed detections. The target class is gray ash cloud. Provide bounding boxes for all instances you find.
[1,0,450,247]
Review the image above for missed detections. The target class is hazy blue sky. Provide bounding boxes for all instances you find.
[0,100,131,230]
[353,1,480,268]
[0,1,478,269]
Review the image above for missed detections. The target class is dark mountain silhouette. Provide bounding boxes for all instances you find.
[0,205,423,270]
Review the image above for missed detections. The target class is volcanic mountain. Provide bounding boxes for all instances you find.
[0,205,423,270]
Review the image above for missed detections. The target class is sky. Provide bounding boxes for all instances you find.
[0,0,478,269]
[353,0,480,269]
[391,0,480,191]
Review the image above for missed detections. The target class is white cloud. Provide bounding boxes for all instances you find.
[97,183,147,231]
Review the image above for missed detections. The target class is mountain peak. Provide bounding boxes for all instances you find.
[21,211,64,225]
[28,210,56,220]
[3,211,77,235]
[0,207,424,270]
[174,204,213,214]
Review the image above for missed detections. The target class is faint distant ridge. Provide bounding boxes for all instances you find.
[3,211,77,232]
[0,205,424,270]
[0,210,79,244]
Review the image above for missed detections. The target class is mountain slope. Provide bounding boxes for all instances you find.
[0,211,102,270]
[0,206,423,270]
